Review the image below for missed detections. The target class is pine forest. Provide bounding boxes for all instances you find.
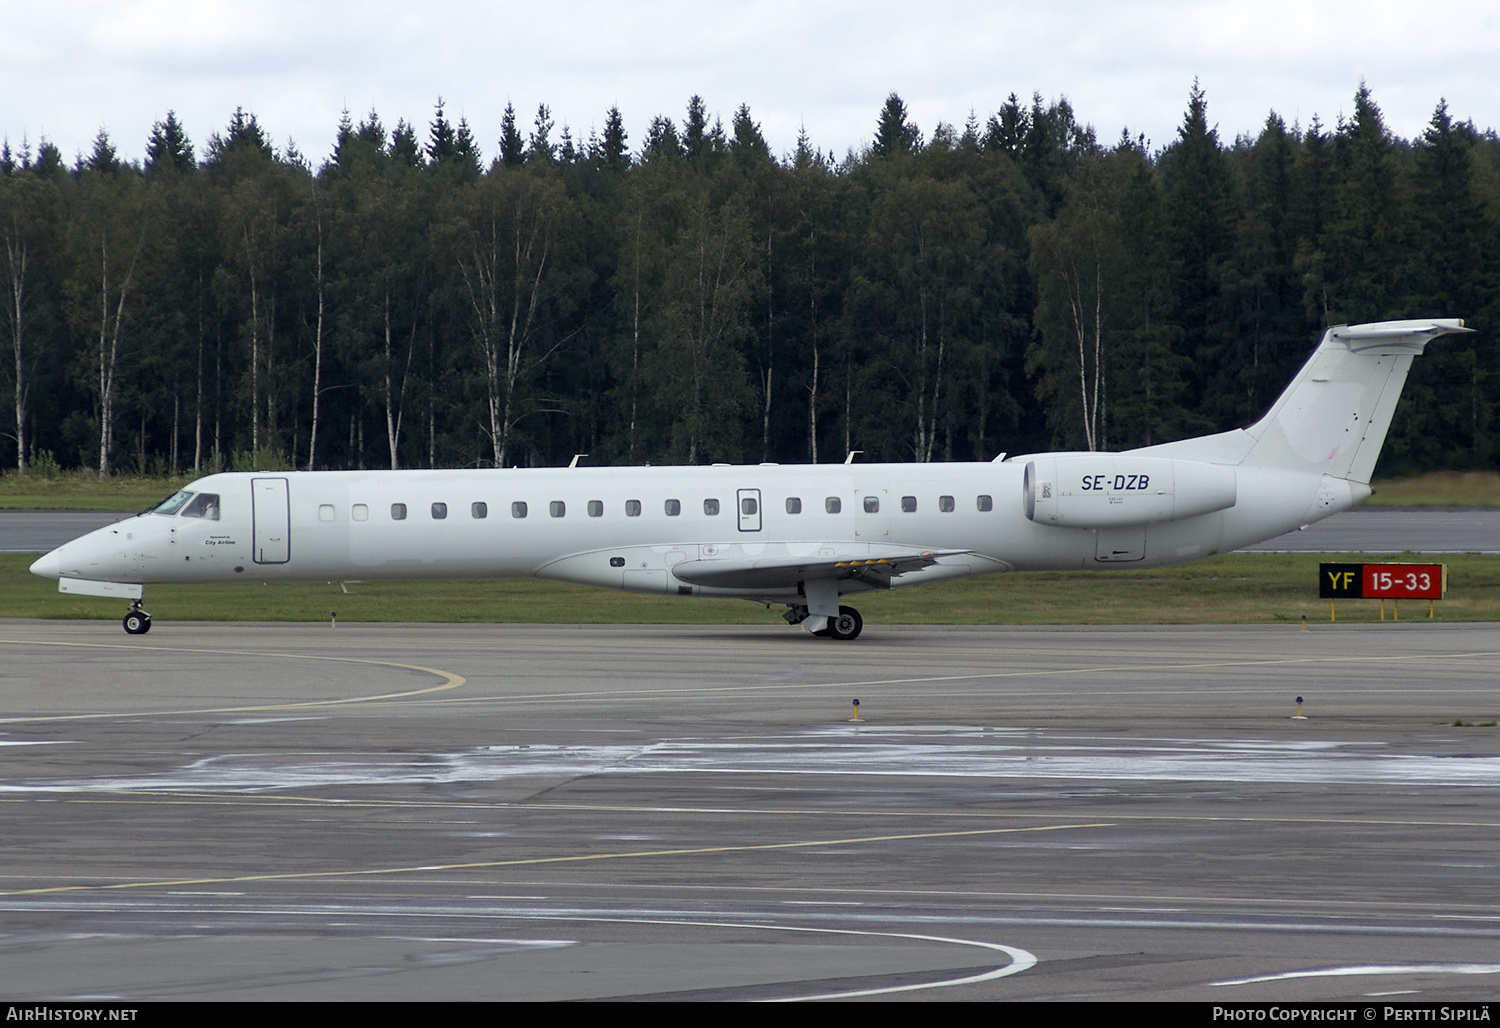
[2,85,1496,480]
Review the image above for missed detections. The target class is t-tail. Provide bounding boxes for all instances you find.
[1137,319,1471,481]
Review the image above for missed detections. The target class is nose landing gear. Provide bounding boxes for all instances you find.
[123,601,152,635]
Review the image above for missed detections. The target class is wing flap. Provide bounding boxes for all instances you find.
[670,548,952,590]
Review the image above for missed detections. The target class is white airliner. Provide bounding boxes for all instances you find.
[30,319,1467,639]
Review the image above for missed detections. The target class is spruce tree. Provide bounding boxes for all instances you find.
[730,104,770,168]
[602,106,629,172]
[499,103,525,168]
[146,112,195,175]
[872,93,920,159]
[527,104,554,165]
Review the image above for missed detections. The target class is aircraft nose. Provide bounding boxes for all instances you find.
[30,548,63,580]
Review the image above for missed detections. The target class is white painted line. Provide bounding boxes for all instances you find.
[1211,963,1500,986]
[771,935,1036,1001]
[494,912,1037,1000]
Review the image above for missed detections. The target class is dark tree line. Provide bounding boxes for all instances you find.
[3,85,1497,479]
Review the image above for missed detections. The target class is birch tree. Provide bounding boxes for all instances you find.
[67,155,151,476]
[452,168,572,467]
[0,169,58,471]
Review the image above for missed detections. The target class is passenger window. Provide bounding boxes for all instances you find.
[901,496,916,512]
[352,504,369,522]
[704,498,720,516]
[863,496,879,513]
[977,494,993,512]
[665,499,681,516]
[939,495,955,512]
[391,503,407,520]
[181,493,221,520]
[786,497,801,514]
[318,504,335,522]
[512,501,528,519]
[431,502,447,519]
[588,500,603,517]
[825,496,841,514]
[626,499,642,516]
[472,502,488,519]
[741,497,757,515]
[550,501,566,518]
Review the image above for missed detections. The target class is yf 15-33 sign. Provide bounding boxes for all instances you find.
[1319,563,1447,599]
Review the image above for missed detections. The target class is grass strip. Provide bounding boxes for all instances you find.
[5,552,1499,626]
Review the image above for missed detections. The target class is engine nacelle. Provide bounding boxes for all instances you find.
[1024,456,1237,528]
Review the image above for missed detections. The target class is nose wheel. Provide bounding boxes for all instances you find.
[123,604,152,635]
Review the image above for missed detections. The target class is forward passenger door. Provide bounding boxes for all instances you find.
[251,477,291,564]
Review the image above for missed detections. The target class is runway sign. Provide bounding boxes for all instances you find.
[1319,562,1447,599]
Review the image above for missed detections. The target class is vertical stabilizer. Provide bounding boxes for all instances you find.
[1240,319,1470,482]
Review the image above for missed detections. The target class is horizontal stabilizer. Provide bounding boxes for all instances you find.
[1329,320,1471,352]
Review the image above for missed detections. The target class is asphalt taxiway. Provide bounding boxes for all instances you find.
[2,620,1499,1001]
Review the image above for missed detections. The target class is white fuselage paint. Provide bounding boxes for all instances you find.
[32,459,1344,603]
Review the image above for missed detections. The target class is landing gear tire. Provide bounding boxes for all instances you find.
[123,611,152,635]
[826,606,863,641]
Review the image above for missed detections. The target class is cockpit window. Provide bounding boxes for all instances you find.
[180,493,220,520]
[153,490,194,515]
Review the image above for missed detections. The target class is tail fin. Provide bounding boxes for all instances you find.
[1241,319,1470,482]
[1134,319,1470,481]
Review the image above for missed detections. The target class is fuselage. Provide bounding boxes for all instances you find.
[29,458,1353,603]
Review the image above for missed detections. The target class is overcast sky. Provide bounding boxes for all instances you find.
[5,1,1498,168]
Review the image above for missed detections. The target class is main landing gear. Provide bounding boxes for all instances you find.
[818,606,864,641]
[784,604,864,641]
[122,600,152,635]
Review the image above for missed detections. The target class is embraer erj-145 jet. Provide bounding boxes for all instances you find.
[31,319,1468,639]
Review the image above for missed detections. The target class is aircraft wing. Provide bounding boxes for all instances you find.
[669,547,959,591]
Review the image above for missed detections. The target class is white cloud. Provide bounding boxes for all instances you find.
[2,0,1496,165]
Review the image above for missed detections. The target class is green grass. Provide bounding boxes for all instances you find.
[0,469,190,511]
[5,552,1498,626]
[1364,471,1500,507]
